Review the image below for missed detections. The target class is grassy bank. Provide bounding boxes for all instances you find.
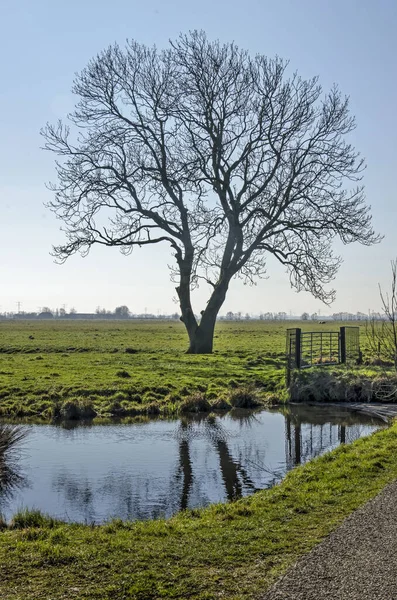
[290,367,397,403]
[1,423,397,599]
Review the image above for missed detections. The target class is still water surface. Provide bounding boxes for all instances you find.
[1,406,382,523]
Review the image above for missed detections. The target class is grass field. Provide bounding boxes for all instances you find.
[1,319,396,599]
[1,422,397,599]
[0,319,387,419]
[0,319,288,419]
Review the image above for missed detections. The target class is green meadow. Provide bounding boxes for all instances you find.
[0,319,386,419]
[1,319,396,600]
[0,319,287,419]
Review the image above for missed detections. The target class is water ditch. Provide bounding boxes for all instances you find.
[0,405,384,523]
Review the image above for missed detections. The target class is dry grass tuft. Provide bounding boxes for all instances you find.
[289,369,397,403]
[228,386,262,408]
[0,424,27,462]
[180,393,211,413]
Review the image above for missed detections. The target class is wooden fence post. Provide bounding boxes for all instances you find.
[295,328,302,369]
[340,326,346,364]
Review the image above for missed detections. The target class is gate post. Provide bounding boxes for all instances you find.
[340,327,346,364]
[295,328,302,369]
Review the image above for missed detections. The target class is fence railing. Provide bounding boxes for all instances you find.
[286,326,360,384]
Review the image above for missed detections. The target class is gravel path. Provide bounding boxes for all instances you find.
[262,479,397,599]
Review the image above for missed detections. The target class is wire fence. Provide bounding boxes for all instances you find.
[286,326,360,384]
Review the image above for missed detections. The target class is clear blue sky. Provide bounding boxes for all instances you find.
[0,0,396,315]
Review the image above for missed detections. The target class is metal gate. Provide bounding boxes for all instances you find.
[286,326,360,383]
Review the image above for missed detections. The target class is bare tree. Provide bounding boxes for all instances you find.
[42,31,379,353]
[366,259,397,370]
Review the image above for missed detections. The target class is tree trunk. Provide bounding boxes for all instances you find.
[186,280,230,354]
[186,314,217,354]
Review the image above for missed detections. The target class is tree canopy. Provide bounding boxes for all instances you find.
[114,305,130,318]
[43,31,379,353]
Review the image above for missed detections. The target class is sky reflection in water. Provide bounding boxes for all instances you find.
[0,406,382,523]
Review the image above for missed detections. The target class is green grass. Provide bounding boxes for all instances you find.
[1,319,395,598]
[0,319,393,419]
[0,320,291,419]
[1,422,397,599]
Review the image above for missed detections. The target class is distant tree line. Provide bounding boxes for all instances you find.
[0,306,180,320]
[0,308,389,322]
[300,311,369,321]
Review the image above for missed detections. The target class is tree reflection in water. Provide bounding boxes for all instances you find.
[43,408,381,523]
[176,427,193,511]
[175,412,258,508]
[50,413,262,521]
